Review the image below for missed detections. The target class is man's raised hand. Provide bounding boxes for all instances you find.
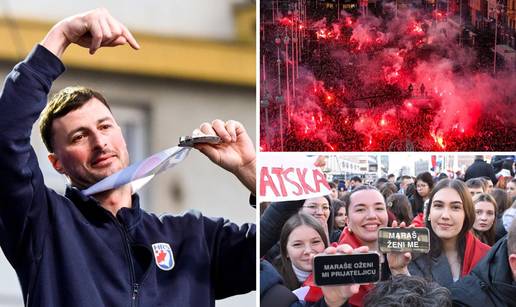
[42,8,139,58]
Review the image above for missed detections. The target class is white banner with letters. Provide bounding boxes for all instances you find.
[259,153,331,202]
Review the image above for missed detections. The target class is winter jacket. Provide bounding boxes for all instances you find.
[450,237,516,307]
[260,260,304,307]
[0,44,255,307]
[408,232,490,289]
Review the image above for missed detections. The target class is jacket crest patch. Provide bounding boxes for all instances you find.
[152,243,175,271]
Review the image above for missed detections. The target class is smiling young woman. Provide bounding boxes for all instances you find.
[301,185,393,307]
[406,179,491,288]
[274,213,329,290]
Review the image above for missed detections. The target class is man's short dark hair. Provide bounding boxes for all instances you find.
[401,175,411,181]
[350,176,362,183]
[438,173,449,181]
[465,178,484,190]
[39,86,111,152]
[363,275,451,307]
[388,174,395,179]
[375,177,388,185]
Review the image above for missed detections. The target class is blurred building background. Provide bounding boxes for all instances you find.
[0,1,256,306]
[325,153,499,184]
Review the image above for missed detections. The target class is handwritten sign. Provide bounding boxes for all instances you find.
[313,253,381,286]
[259,154,331,201]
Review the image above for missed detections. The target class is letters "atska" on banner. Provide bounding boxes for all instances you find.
[259,154,331,202]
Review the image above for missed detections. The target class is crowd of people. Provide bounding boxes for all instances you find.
[260,155,516,306]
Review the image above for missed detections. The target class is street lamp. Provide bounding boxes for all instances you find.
[459,0,462,46]
[491,0,504,75]
[260,93,271,150]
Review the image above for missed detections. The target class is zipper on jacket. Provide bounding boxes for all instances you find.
[119,223,138,306]
[132,283,140,307]
[104,211,139,306]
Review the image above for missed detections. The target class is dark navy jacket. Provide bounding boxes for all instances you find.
[0,45,255,306]
[450,237,516,307]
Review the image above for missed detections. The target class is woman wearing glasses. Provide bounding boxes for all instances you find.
[300,196,342,243]
[410,172,434,216]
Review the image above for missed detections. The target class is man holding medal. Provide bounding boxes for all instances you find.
[0,8,255,306]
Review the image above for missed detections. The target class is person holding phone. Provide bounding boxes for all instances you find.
[302,185,410,307]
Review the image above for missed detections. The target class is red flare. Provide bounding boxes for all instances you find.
[278,17,293,26]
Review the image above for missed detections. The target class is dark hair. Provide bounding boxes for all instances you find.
[339,191,350,205]
[405,182,416,198]
[381,182,398,194]
[490,188,511,216]
[466,178,485,191]
[363,275,451,307]
[277,213,329,290]
[472,193,497,246]
[380,185,395,200]
[424,179,475,262]
[388,174,395,179]
[328,182,337,189]
[332,199,346,230]
[39,86,111,152]
[437,173,449,181]
[375,177,389,188]
[350,176,362,183]
[386,194,413,225]
[416,172,434,190]
[477,177,489,191]
[412,172,434,214]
